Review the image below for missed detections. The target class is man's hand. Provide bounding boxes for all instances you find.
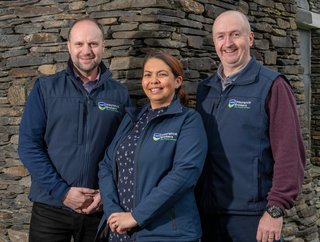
[81,190,102,214]
[62,187,97,213]
[107,212,138,234]
[256,211,283,242]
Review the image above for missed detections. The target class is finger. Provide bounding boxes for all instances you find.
[96,203,103,211]
[116,226,127,234]
[107,217,117,226]
[107,214,116,224]
[109,225,116,233]
[267,236,274,242]
[78,187,97,194]
[90,198,100,208]
[109,222,118,233]
[256,229,262,242]
[109,213,120,221]
[81,207,93,214]
[82,199,99,213]
[108,219,118,231]
[262,233,269,242]
[75,208,86,214]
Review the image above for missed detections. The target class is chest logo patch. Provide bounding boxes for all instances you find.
[228,99,252,110]
[153,133,177,141]
[98,102,120,112]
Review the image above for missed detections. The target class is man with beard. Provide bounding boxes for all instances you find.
[18,18,130,242]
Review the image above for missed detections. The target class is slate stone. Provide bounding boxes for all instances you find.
[0,1,314,242]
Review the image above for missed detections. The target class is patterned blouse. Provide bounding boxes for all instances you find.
[108,107,166,242]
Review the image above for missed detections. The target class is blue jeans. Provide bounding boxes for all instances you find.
[29,202,103,242]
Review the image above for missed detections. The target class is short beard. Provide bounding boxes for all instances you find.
[74,60,99,76]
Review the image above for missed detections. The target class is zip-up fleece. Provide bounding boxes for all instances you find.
[196,57,280,215]
[18,60,130,208]
[98,99,208,241]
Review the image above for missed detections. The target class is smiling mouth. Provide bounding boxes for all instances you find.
[149,87,163,93]
[81,57,94,61]
[80,54,95,60]
[224,48,237,53]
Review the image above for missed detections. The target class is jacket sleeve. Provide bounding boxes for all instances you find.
[266,76,306,210]
[131,111,208,227]
[18,80,69,204]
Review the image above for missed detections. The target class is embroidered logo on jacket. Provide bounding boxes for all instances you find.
[228,99,251,109]
[153,133,177,141]
[97,102,120,112]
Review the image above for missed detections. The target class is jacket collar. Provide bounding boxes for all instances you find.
[126,98,183,122]
[204,56,262,88]
[66,58,112,85]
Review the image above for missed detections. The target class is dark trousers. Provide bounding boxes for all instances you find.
[201,213,283,242]
[29,202,103,242]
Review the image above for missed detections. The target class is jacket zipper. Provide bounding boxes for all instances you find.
[212,84,234,123]
[78,101,84,145]
[132,112,169,208]
[83,94,92,184]
[134,114,178,233]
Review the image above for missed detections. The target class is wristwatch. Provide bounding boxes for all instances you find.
[266,205,284,218]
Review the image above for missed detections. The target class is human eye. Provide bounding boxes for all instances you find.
[143,72,151,78]
[232,32,240,38]
[215,34,224,41]
[158,71,168,77]
[90,42,99,48]
[74,42,82,47]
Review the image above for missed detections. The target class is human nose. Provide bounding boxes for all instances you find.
[82,44,92,54]
[150,74,160,84]
[224,35,234,46]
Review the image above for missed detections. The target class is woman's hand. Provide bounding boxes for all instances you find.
[107,212,138,234]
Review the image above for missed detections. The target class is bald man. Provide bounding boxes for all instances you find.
[196,10,305,242]
[18,18,130,242]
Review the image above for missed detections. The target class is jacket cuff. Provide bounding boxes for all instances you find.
[51,182,70,204]
[131,210,144,228]
[267,201,285,211]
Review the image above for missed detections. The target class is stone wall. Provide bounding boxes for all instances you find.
[311,0,320,240]
[309,0,320,10]
[0,0,316,241]
[310,0,320,164]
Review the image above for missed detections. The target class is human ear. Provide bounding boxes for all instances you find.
[175,76,183,89]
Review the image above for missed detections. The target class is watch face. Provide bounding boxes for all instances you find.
[267,206,283,218]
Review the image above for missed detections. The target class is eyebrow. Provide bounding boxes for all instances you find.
[144,69,168,72]
[214,30,240,35]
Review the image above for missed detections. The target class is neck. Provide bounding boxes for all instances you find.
[74,68,99,83]
[150,102,171,110]
[222,57,251,77]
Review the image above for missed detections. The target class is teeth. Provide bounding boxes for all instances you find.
[150,88,161,93]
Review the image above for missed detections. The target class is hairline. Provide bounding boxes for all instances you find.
[143,52,184,79]
[212,10,252,35]
[67,17,105,41]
